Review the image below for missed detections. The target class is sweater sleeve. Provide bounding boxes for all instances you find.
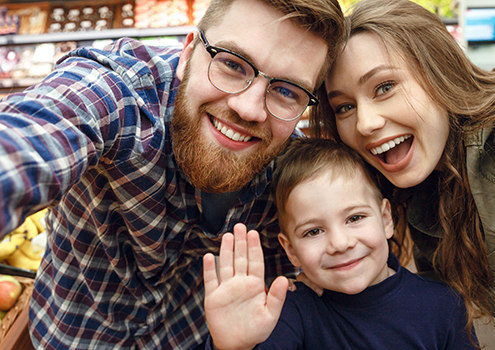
[444,296,479,349]
[256,292,304,350]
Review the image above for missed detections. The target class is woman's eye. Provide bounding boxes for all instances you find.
[346,215,364,224]
[334,103,354,115]
[304,228,322,237]
[375,81,395,97]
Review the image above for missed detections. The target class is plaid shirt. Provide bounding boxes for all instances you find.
[0,38,296,349]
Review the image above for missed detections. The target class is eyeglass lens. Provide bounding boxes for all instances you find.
[208,51,310,120]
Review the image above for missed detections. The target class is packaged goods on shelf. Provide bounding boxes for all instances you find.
[0,47,19,79]
[0,7,19,35]
[120,2,135,28]
[152,0,188,27]
[47,3,117,33]
[135,0,189,28]
[0,3,48,35]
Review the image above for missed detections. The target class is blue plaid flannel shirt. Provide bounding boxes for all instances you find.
[0,38,297,349]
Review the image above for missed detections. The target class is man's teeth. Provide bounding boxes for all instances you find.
[370,135,411,155]
[212,119,252,142]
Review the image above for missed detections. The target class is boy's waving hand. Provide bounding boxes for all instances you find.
[203,223,289,350]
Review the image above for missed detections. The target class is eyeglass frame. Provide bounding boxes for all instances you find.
[198,30,319,122]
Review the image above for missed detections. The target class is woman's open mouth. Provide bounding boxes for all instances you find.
[369,134,413,165]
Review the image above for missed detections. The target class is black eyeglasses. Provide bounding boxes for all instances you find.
[199,30,319,122]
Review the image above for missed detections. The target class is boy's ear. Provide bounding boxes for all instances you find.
[177,31,197,81]
[278,233,301,267]
[381,198,394,240]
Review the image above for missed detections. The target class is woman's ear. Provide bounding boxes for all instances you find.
[381,198,394,239]
[278,233,301,267]
[176,31,197,81]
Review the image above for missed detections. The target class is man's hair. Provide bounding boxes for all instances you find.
[272,138,381,232]
[198,0,345,85]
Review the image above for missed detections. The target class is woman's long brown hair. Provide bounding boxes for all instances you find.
[310,0,495,338]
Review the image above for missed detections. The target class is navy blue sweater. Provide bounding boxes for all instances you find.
[207,255,477,349]
[258,255,477,349]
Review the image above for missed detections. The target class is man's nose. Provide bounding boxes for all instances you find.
[226,77,269,123]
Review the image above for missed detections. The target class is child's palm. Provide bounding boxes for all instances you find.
[203,224,288,350]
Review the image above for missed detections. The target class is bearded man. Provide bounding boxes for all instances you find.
[0,0,343,348]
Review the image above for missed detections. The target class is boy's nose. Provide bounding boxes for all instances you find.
[326,231,356,254]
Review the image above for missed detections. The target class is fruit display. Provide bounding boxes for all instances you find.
[0,209,48,272]
[0,275,22,313]
[0,275,34,343]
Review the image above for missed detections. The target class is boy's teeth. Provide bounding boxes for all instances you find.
[371,135,411,155]
[213,118,252,142]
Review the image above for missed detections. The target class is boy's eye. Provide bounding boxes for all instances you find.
[375,81,395,97]
[303,228,322,237]
[346,215,364,224]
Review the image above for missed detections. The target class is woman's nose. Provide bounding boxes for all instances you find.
[356,104,386,136]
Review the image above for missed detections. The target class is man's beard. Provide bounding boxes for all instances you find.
[171,66,288,193]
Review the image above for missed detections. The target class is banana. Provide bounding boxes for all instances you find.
[0,210,47,262]
[19,231,46,260]
[6,248,41,271]
[18,216,39,240]
[29,209,48,234]
[0,231,27,260]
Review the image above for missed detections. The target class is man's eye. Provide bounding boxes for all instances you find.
[346,215,364,224]
[273,86,297,99]
[304,228,322,237]
[375,81,395,96]
[218,58,247,75]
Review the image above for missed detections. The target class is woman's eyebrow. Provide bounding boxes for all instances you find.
[358,65,397,85]
[327,65,398,99]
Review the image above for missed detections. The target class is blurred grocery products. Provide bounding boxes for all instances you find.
[0,0,211,98]
[0,209,48,272]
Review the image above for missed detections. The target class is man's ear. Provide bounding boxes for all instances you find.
[381,198,394,240]
[278,233,301,267]
[177,31,197,81]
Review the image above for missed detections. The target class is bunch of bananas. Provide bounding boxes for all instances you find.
[0,209,48,271]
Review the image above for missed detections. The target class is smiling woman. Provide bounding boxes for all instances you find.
[325,31,450,188]
[311,0,495,339]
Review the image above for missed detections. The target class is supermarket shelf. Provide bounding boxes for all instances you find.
[0,25,195,45]
[0,78,43,89]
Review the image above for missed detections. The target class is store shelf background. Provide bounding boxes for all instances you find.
[0,0,209,95]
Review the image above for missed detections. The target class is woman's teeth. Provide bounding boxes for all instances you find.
[212,119,252,142]
[370,135,411,155]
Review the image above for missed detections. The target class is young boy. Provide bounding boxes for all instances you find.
[203,138,477,349]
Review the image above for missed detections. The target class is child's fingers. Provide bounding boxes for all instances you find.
[233,223,248,276]
[266,276,289,317]
[219,232,234,282]
[203,253,219,295]
[247,229,264,279]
